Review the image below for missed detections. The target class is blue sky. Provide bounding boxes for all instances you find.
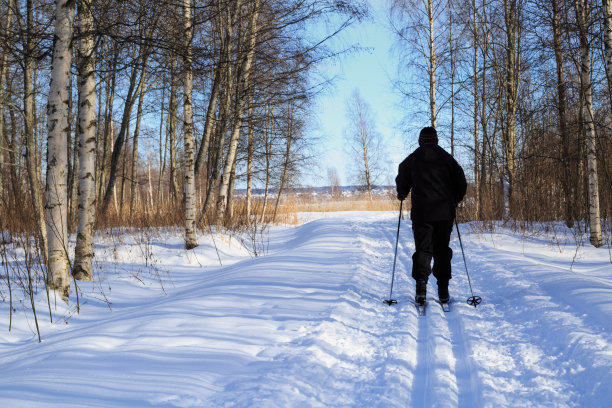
[309,1,410,187]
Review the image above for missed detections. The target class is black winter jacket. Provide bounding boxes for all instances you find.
[395,144,467,222]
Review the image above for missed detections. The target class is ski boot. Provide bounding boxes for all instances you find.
[415,280,427,305]
[438,280,450,304]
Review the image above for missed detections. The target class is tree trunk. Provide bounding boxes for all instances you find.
[552,0,573,227]
[167,58,179,202]
[472,0,480,218]
[45,0,75,300]
[157,76,166,207]
[577,0,602,247]
[98,46,118,202]
[260,107,273,223]
[502,0,519,220]
[215,0,261,224]
[479,0,489,220]
[183,0,198,249]
[100,49,147,214]
[0,0,14,203]
[245,92,254,222]
[130,68,146,217]
[73,0,97,281]
[200,78,229,223]
[427,0,437,128]
[602,0,612,114]
[23,0,48,265]
[272,114,293,223]
[194,55,222,180]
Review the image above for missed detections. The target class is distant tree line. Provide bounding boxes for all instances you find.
[390,0,612,247]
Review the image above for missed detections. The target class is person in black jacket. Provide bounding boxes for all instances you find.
[395,127,467,305]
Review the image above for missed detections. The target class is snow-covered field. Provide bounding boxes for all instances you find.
[1,212,611,407]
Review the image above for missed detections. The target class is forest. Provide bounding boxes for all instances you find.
[0,0,610,304]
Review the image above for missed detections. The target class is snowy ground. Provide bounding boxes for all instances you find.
[1,212,611,407]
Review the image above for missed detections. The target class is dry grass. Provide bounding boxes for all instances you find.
[270,193,402,224]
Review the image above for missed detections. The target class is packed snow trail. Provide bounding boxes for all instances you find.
[0,212,611,407]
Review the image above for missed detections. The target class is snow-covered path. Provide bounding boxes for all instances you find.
[0,212,611,407]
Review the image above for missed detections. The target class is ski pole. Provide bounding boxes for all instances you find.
[384,200,403,306]
[454,219,482,307]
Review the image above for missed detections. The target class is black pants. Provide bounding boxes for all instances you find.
[411,219,454,283]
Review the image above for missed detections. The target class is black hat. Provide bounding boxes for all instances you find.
[418,127,438,146]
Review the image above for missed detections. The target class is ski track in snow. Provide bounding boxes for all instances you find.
[0,212,611,407]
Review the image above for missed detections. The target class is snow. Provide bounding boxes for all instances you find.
[1,212,611,407]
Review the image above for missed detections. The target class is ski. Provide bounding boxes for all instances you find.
[440,299,451,313]
[415,301,427,316]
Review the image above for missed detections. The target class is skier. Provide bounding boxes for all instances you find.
[395,127,467,306]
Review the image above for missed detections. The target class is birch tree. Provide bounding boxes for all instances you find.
[344,89,382,201]
[576,0,602,247]
[21,0,48,263]
[389,0,443,127]
[603,0,612,113]
[215,0,261,224]
[45,0,75,299]
[73,0,97,281]
[551,0,573,226]
[501,0,521,220]
[183,0,198,249]
[0,0,14,200]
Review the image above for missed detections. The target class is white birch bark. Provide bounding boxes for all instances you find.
[472,0,480,218]
[0,0,14,199]
[603,0,612,112]
[245,93,254,222]
[183,0,198,249]
[272,106,294,223]
[502,0,519,220]
[168,59,179,201]
[45,0,75,299]
[215,0,261,224]
[577,0,602,247]
[23,0,48,265]
[427,0,437,128]
[130,68,146,217]
[73,0,97,281]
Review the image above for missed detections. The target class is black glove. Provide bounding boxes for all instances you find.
[397,194,406,201]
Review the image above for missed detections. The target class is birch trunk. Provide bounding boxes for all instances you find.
[577,0,602,247]
[200,1,239,223]
[200,76,230,222]
[24,0,48,264]
[427,0,436,128]
[472,0,480,218]
[168,58,179,201]
[0,0,14,200]
[73,0,97,281]
[359,110,373,202]
[479,0,489,219]
[183,0,198,249]
[98,48,117,200]
[272,117,293,223]
[130,69,146,217]
[245,93,254,222]
[215,0,261,224]
[552,0,573,227]
[602,0,612,113]
[449,0,456,156]
[502,0,519,220]
[194,57,222,180]
[157,77,166,207]
[46,0,75,299]
[260,109,273,223]
[100,50,146,214]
